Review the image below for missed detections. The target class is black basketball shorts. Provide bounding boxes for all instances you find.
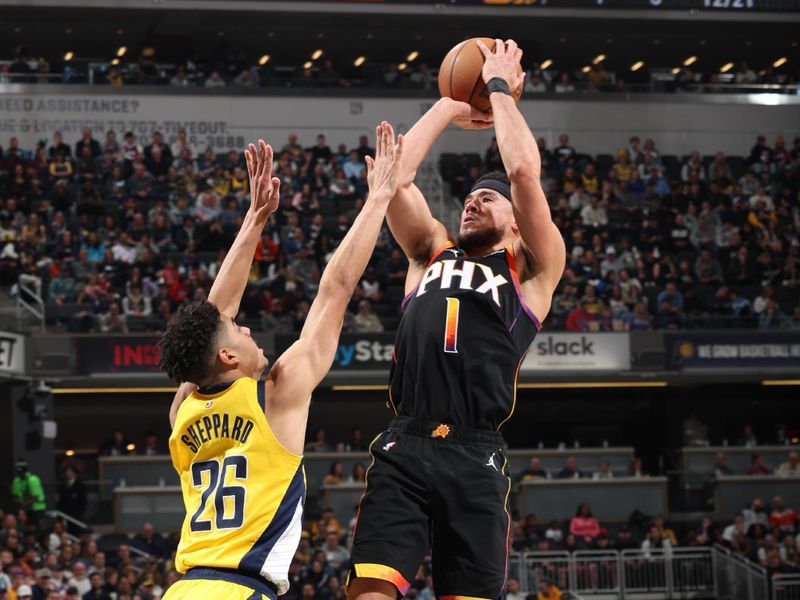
[347,416,512,599]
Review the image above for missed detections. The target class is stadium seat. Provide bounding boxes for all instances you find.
[595,154,615,176]
[97,532,131,553]
[439,153,459,182]
[726,155,747,179]
[661,155,681,181]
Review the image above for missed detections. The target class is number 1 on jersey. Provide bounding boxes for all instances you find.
[444,297,460,354]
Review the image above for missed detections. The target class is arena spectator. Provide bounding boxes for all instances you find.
[641,526,672,559]
[569,504,601,544]
[322,462,345,486]
[709,452,735,480]
[592,460,614,480]
[557,457,584,480]
[743,498,769,531]
[305,429,333,453]
[11,460,46,524]
[554,73,575,93]
[56,466,87,522]
[778,452,800,477]
[746,453,772,476]
[352,300,383,333]
[628,456,645,477]
[566,300,596,331]
[518,458,549,481]
[130,523,166,560]
[770,496,798,534]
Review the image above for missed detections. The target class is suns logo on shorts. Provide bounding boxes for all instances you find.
[431,424,451,439]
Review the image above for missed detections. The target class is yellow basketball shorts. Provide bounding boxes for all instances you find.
[163,567,278,600]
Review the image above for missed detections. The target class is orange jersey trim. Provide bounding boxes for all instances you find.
[350,562,411,595]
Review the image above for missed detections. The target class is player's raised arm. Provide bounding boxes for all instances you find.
[477,39,566,317]
[265,124,404,452]
[386,101,491,269]
[165,140,278,427]
[206,139,281,318]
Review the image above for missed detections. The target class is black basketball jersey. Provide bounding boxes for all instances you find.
[389,243,541,431]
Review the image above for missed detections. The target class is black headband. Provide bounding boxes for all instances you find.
[469,179,512,203]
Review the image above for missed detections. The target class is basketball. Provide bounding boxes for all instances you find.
[438,37,524,113]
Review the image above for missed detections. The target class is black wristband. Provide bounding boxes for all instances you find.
[486,77,512,96]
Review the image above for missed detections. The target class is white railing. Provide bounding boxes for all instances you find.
[574,550,621,597]
[515,547,718,598]
[16,274,45,332]
[417,161,461,235]
[45,510,154,560]
[712,544,769,600]
[773,575,800,600]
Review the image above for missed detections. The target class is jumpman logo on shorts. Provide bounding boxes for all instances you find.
[486,452,498,471]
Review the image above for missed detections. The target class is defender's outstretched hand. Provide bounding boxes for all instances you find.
[476,38,525,92]
[365,122,405,201]
[244,139,281,222]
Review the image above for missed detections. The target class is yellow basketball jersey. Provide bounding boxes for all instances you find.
[168,378,305,595]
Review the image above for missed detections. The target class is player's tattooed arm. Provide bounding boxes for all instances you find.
[207,139,280,319]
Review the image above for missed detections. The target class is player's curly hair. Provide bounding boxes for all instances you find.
[475,170,510,186]
[158,301,222,383]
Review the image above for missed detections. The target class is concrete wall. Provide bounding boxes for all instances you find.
[1,87,797,158]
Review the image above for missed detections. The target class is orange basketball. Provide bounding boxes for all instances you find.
[438,37,523,113]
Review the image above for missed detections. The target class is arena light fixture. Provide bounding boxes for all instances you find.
[311,49,323,60]
[111,58,120,66]
[581,65,591,74]
[592,54,606,65]
[720,62,734,73]
[64,51,74,61]
[398,62,408,71]
[116,46,127,57]
[354,56,366,67]
[683,55,697,67]
[303,61,313,70]
[126,443,136,452]
[540,59,553,70]
[407,51,419,62]
[671,67,681,75]
[630,61,644,72]
[773,57,787,68]
[258,54,271,65]
[65,449,75,457]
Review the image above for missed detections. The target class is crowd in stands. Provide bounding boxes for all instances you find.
[2,412,798,599]
[2,43,797,94]
[0,127,797,335]
[5,492,800,599]
[444,132,800,331]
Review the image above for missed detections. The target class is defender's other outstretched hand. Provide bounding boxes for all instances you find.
[476,38,525,92]
[365,122,405,201]
[244,139,281,223]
